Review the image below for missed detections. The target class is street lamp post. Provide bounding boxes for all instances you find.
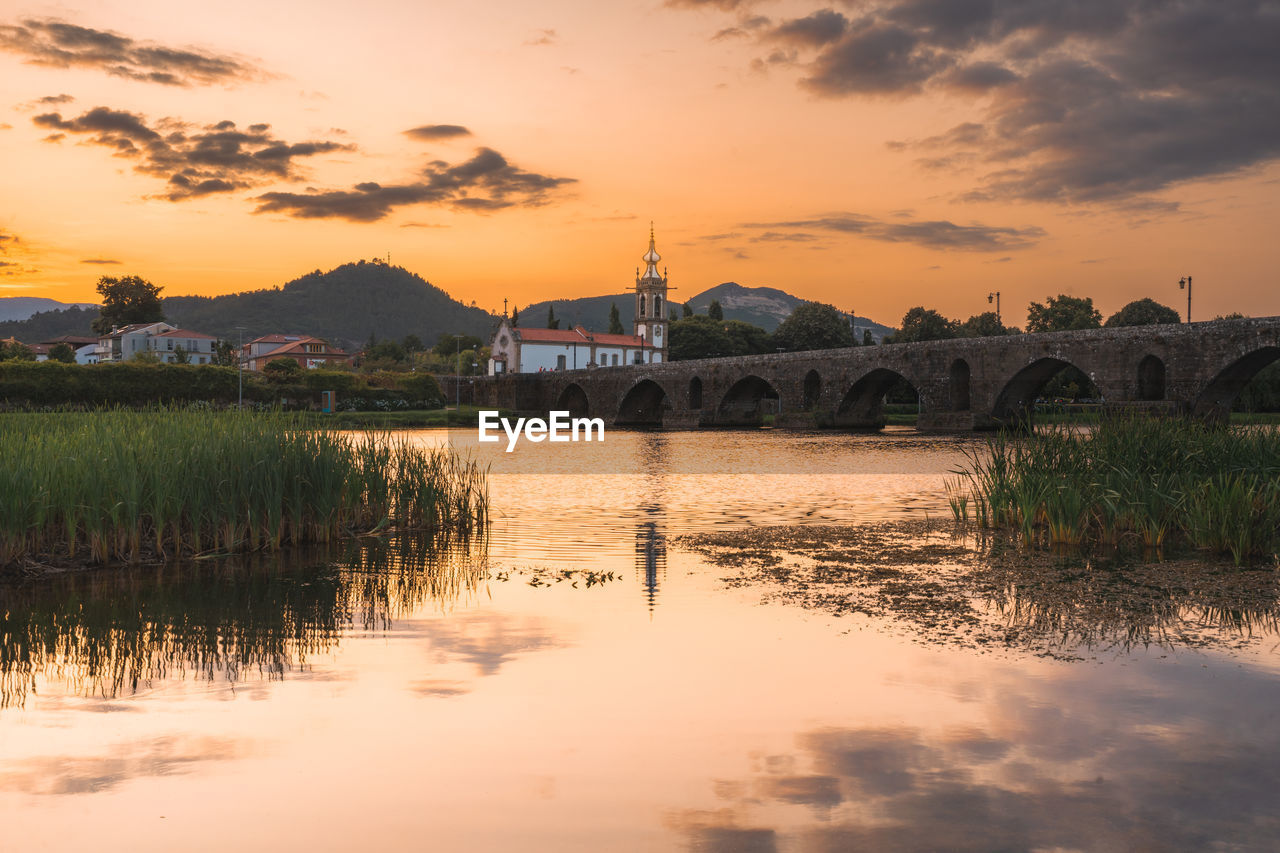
[1179,275,1192,323]
[987,291,1001,323]
[235,326,246,408]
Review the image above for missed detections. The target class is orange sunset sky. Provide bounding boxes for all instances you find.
[1,0,1278,327]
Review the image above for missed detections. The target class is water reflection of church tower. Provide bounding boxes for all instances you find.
[634,520,667,611]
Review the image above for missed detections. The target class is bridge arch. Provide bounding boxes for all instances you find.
[555,383,589,418]
[802,370,822,410]
[949,359,971,411]
[617,379,668,426]
[1194,346,1280,420]
[688,376,703,410]
[837,368,918,430]
[717,375,781,426]
[992,357,1094,425]
[1137,355,1166,401]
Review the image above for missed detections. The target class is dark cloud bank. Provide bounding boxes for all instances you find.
[0,17,265,86]
[693,0,1280,205]
[741,212,1045,251]
[33,107,353,200]
[31,108,573,218]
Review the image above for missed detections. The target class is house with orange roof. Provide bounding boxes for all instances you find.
[241,334,351,371]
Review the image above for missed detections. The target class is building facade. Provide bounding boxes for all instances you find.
[242,334,351,371]
[97,323,217,364]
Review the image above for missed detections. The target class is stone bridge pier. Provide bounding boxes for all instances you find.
[470,318,1280,432]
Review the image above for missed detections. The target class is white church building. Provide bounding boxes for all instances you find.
[488,228,670,374]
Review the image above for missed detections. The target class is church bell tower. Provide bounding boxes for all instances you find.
[634,223,668,360]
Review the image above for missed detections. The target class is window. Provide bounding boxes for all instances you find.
[612,354,619,366]
[556,354,566,370]
[167,339,174,350]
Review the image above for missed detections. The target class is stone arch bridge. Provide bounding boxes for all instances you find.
[470,317,1280,431]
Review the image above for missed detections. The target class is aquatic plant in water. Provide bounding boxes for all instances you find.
[949,418,1280,563]
[0,410,488,569]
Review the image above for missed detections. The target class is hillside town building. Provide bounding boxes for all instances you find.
[241,334,352,371]
[96,323,217,364]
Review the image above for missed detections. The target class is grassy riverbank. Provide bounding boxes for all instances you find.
[948,418,1280,563]
[0,410,488,572]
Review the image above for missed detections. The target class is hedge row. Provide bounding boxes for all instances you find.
[0,362,445,410]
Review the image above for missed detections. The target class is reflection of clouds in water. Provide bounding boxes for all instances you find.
[668,663,1280,851]
[417,612,566,677]
[0,736,248,796]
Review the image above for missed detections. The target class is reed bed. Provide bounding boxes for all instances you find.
[0,410,488,569]
[948,418,1280,563]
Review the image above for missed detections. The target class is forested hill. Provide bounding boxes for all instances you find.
[164,261,496,348]
[0,262,497,348]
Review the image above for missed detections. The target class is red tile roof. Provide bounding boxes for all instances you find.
[514,326,652,347]
[156,329,216,340]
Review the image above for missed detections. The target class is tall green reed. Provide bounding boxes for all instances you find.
[949,418,1280,563]
[0,409,488,568]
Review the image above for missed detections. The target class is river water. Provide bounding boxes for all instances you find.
[2,430,1279,851]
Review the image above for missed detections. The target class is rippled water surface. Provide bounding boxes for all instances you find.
[3,430,1279,851]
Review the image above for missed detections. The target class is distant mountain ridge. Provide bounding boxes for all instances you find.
[522,282,895,341]
[0,297,97,323]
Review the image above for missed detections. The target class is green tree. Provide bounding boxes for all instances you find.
[959,311,1015,338]
[1104,298,1182,327]
[264,357,303,380]
[511,305,520,327]
[48,342,77,363]
[129,350,161,364]
[365,339,407,364]
[894,307,958,343]
[402,334,425,353]
[608,303,624,334]
[172,345,191,364]
[722,319,772,356]
[0,340,35,361]
[546,305,560,330]
[213,339,238,366]
[432,334,483,358]
[707,300,724,321]
[669,315,734,360]
[863,328,874,346]
[92,275,164,335]
[682,302,694,318]
[772,302,856,351]
[1026,295,1102,332]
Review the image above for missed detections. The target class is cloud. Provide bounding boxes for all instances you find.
[0,18,267,86]
[766,10,849,48]
[254,146,575,222]
[742,212,1045,251]
[666,0,754,9]
[0,231,16,252]
[674,0,1280,205]
[80,258,121,264]
[32,107,353,200]
[524,28,557,46]
[403,124,472,141]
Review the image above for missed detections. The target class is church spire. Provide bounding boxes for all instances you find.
[641,222,662,281]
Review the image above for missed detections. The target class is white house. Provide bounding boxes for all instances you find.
[97,322,218,364]
[488,227,671,375]
[488,323,660,374]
